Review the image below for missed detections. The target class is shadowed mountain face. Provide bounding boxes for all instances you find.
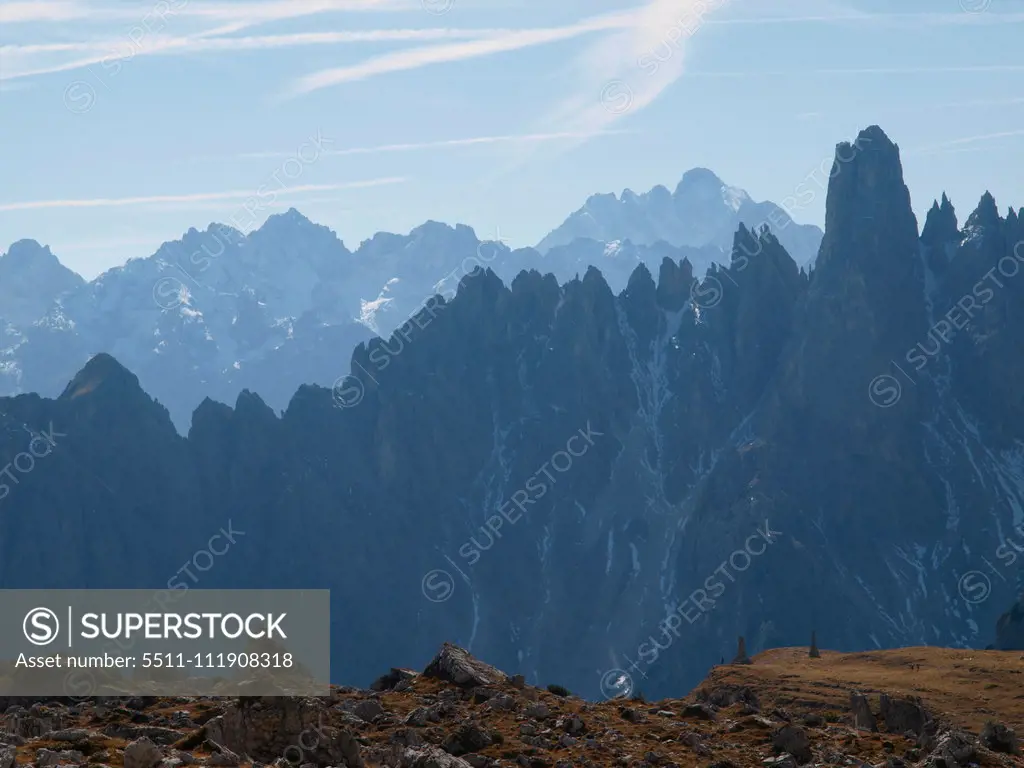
[0,126,1022,701]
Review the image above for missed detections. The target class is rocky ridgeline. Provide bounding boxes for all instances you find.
[0,644,1019,768]
[4,126,1023,700]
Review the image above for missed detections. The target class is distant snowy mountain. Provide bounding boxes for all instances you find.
[0,213,377,431]
[1,219,727,431]
[537,167,823,271]
[0,240,84,327]
[0,169,815,431]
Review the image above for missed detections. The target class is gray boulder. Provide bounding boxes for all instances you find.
[879,694,930,736]
[772,725,811,764]
[123,738,164,768]
[980,721,1018,754]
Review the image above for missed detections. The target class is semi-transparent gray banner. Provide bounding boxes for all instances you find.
[0,590,329,696]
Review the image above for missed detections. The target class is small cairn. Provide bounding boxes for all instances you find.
[809,630,821,659]
[732,635,752,664]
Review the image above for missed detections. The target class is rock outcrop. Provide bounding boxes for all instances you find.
[422,644,506,689]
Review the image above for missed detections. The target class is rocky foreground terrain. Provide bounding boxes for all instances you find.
[1,644,1020,768]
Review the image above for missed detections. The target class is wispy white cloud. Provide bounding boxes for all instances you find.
[466,0,728,188]
[0,178,405,212]
[544,0,728,137]
[288,12,632,95]
[0,0,409,25]
[5,28,503,57]
[0,1,87,23]
[0,27,522,80]
[0,0,424,82]
[233,129,634,159]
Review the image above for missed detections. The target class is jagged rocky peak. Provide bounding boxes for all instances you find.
[580,263,615,296]
[0,239,82,284]
[620,262,659,342]
[964,190,1003,232]
[53,353,176,433]
[509,268,560,301]
[184,221,243,245]
[817,124,919,277]
[647,183,673,203]
[0,239,85,325]
[761,125,926,434]
[406,220,482,252]
[656,255,695,310]
[921,192,960,247]
[187,395,238,439]
[536,168,822,268]
[58,352,145,401]
[581,191,620,214]
[3,239,63,268]
[674,166,748,207]
[625,260,656,294]
[248,207,349,253]
[1007,206,1024,246]
[256,207,316,233]
[410,219,465,238]
[731,222,762,262]
[731,223,801,285]
[233,388,278,423]
[678,166,723,186]
[675,166,726,191]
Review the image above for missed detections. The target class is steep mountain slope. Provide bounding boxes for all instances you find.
[0,126,1021,703]
[537,167,824,270]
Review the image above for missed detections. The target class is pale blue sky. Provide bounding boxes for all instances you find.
[1,0,1022,278]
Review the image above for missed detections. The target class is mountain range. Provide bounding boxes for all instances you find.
[0,126,1022,702]
[0,169,819,431]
